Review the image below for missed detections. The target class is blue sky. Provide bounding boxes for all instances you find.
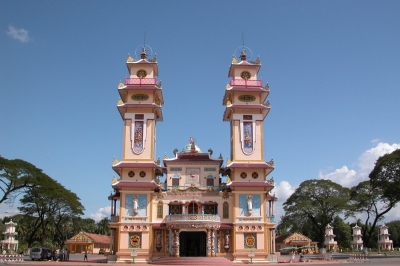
[1,1,400,223]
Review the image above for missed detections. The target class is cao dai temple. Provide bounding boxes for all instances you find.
[108,45,277,264]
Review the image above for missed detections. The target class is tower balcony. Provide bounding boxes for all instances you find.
[109,215,120,223]
[125,78,157,86]
[230,79,262,87]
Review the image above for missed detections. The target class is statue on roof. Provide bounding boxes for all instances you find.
[189,136,195,151]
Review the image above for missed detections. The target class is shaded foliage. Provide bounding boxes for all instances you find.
[19,173,84,246]
[331,216,352,249]
[0,157,43,205]
[369,149,400,204]
[282,179,351,247]
[386,220,400,248]
[349,180,392,248]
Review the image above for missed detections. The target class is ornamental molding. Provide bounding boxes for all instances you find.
[166,161,221,166]
[166,222,221,230]
[236,225,264,232]
[165,191,220,197]
[122,224,149,231]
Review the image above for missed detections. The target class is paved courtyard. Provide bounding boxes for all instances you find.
[4,254,399,266]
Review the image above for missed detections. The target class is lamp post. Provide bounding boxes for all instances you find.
[378,226,380,254]
[130,249,137,264]
[248,250,255,264]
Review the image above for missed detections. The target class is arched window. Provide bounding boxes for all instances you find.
[204,203,217,215]
[188,201,198,214]
[206,174,214,187]
[157,201,163,218]
[172,174,180,187]
[169,204,182,215]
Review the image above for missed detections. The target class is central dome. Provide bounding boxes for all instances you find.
[182,143,202,153]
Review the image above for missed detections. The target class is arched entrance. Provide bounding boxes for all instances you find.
[179,231,206,257]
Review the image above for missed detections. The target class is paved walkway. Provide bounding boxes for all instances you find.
[3,255,399,266]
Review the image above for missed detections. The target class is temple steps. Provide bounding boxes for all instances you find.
[149,256,234,265]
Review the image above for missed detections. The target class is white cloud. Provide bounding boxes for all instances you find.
[271,181,296,222]
[7,25,30,42]
[319,166,357,187]
[318,142,400,188]
[87,206,111,222]
[273,180,295,201]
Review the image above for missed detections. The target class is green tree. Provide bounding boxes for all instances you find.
[331,216,351,249]
[349,180,393,248]
[277,215,320,242]
[369,149,400,205]
[18,173,84,247]
[282,179,351,247]
[71,217,96,234]
[386,220,400,248]
[96,217,110,235]
[0,157,42,205]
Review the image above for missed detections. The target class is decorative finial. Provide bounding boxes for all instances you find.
[240,49,247,61]
[140,47,147,59]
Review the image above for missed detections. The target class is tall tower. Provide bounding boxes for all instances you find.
[109,46,164,263]
[222,48,276,262]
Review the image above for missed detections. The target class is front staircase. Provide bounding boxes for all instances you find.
[150,256,234,265]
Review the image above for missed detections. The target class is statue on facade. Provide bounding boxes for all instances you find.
[133,195,139,215]
[155,230,162,252]
[247,195,253,216]
[224,230,230,251]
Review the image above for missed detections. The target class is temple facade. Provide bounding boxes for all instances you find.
[108,45,276,263]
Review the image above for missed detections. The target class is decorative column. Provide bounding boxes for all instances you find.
[172,229,180,257]
[216,230,220,254]
[206,229,211,257]
[211,229,215,256]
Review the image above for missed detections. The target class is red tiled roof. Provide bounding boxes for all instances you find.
[112,181,158,189]
[152,223,167,228]
[83,233,110,245]
[226,163,273,169]
[226,87,268,92]
[227,104,269,110]
[228,182,274,188]
[220,223,233,229]
[266,193,278,200]
[117,103,161,108]
[113,162,163,169]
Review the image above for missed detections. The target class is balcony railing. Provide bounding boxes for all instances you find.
[165,214,220,222]
[165,185,222,192]
[109,215,119,222]
[266,216,275,223]
[125,78,157,85]
[230,79,262,87]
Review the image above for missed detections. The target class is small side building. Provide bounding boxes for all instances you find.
[65,232,110,254]
[0,220,18,253]
[275,232,317,254]
[378,224,393,251]
[324,224,338,251]
[351,225,363,251]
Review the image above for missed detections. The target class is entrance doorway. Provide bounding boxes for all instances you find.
[179,231,206,257]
